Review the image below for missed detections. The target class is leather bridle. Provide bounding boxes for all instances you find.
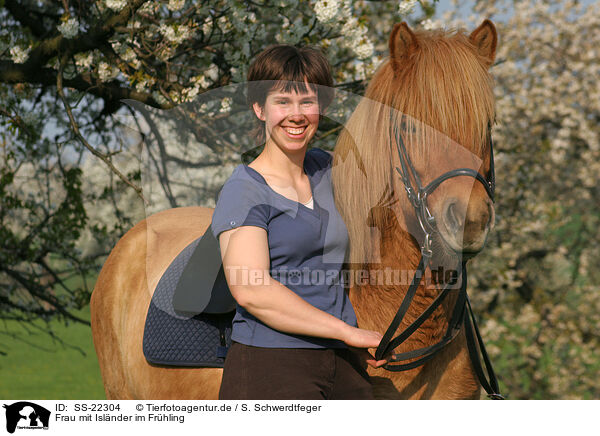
[374,112,505,400]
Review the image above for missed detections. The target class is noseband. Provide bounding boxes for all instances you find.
[374,112,504,400]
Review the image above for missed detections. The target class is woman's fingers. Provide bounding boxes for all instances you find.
[350,347,388,368]
[364,350,388,368]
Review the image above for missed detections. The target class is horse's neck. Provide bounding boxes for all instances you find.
[350,214,456,349]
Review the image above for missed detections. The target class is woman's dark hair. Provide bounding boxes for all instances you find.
[246,45,334,144]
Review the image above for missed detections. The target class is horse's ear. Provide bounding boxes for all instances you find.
[469,19,497,68]
[389,22,419,76]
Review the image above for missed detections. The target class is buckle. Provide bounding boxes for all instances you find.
[421,234,433,258]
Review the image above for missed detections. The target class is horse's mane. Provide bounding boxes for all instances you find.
[332,27,496,266]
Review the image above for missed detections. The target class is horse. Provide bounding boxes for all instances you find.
[90,19,498,399]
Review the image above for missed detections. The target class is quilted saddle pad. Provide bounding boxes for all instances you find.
[143,226,235,367]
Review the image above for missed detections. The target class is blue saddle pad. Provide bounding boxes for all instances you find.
[143,303,233,367]
[143,227,235,367]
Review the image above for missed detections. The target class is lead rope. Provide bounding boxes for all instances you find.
[463,291,505,399]
[375,258,504,399]
[374,258,466,371]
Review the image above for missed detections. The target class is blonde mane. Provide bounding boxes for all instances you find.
[332,27,496,267]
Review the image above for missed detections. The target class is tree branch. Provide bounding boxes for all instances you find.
[0,269,90,325]
[0,60,171,109]
[57,54,149,205]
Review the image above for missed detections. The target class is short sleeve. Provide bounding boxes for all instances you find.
[211,178,270,239]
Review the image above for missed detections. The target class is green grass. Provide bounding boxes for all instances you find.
[0,305,106,400]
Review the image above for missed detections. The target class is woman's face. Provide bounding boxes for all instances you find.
[253,84,320,153]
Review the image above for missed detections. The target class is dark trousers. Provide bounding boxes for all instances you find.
[218,341,374,400]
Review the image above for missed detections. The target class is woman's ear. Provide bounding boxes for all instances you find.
[252,102,265,121]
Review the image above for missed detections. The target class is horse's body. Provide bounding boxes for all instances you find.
[91,20,498,399]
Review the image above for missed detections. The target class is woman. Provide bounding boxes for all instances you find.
[211,45,386,400]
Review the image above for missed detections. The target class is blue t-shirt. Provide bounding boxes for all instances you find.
[210,147,357,348]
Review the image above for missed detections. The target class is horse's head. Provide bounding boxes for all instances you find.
[333,19,497,268]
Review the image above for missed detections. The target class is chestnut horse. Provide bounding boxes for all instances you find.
[90,20,498,399]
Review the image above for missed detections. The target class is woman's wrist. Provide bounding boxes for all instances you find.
[335,322,355,344]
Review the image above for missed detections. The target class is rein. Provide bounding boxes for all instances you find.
[374,112,504,400]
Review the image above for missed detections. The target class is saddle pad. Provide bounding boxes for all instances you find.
[143,302,233,367]
[143,228,235,367]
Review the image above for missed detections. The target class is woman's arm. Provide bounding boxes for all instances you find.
[218,225,386,362]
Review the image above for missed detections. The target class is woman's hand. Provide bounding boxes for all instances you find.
[341,325,388,368]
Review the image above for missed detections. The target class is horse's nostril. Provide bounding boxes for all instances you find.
[445,201,463,232]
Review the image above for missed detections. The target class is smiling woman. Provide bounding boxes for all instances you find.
[210,45,387,400]
[247,87,320,204]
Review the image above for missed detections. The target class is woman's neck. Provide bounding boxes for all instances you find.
[251,143,307,181]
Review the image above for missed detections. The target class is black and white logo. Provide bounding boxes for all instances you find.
[3,402,50,433]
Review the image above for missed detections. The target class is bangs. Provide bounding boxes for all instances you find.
[271,79,318,96]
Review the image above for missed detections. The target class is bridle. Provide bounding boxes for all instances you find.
[392,115,495,257]
[374,111,505,400]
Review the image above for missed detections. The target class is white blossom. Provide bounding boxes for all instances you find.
[105,0,127,12]
[398,0,417,16]
[98,62,117,81]
[167,0,185,11]
[182,86,200,102]
[353,38,374,60]
[421,18,440,30]
[121,47,137,62]
[205,64,219,81]
[192,74,211,89]
[135,75,156,93]
[314,0,339,23]
[75,52,94,69]
[341,17,358,37]
[138,1,155,14]
[58,18,79,39]
[219,97,232,113]
[217,16,230,31]
[10,45,31,64]
[158,24,192,44]
[202,19,212,36]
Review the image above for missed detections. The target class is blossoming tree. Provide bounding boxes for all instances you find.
[0,0,434,350]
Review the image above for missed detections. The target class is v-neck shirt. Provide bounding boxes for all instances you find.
[211,147,357,348]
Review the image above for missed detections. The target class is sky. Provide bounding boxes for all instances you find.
[434,0,596,22]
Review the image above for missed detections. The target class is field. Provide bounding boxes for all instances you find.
[0,305,106,400]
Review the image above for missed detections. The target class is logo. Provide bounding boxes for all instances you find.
[3,402,50,434]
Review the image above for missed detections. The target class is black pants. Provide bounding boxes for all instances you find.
[218,341,374,400]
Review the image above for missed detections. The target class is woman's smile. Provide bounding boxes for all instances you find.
[282,125,308,139]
